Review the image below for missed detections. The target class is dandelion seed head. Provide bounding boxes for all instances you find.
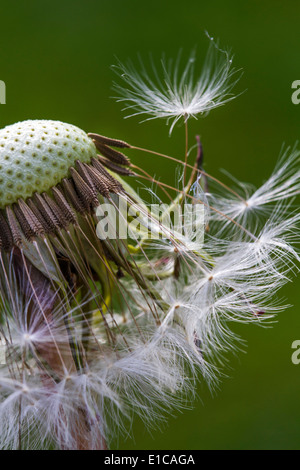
[0,44,298,450]
[0,120,98,207]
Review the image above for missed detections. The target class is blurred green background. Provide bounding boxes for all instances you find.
[1,0,300,450]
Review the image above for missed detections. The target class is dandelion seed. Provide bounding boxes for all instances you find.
[112,38,241,133]
[209,148,300,232]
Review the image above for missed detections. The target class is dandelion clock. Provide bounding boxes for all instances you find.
[0,38,299,450]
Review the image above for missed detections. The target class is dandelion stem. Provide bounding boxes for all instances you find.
[183,117,189,187]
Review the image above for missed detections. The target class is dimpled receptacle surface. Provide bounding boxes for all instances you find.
[0,120,98,208]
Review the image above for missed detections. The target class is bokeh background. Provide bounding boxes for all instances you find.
[1,0,300,450]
